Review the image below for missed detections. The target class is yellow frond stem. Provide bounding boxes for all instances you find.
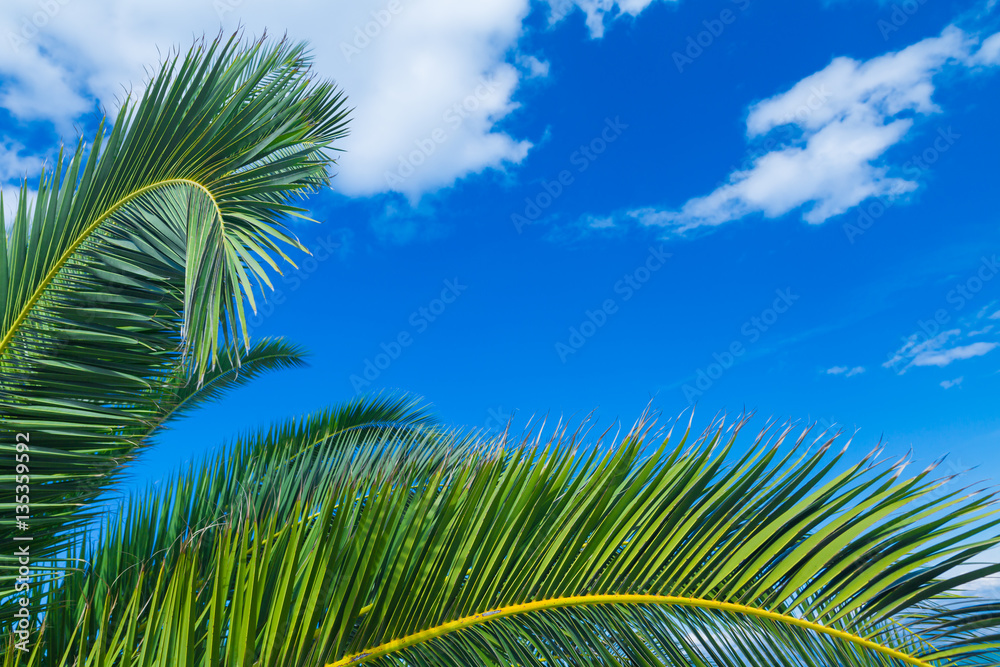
[0,177,219,359]
[328,594,935,667]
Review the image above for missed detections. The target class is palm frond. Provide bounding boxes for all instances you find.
[29,393,449,658]
[15,413,1000,666]
[0,32,350,565]
[142,336,309,441]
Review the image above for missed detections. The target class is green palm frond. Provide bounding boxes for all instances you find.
[30,393,447,659]
[14,412,1000,665]
[142,336,309,442]
[0,33,350,563]
[0,338,304,600]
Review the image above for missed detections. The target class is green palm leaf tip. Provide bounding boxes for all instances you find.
[0,33,350,566]
[146,337,309,438]
[16,412,1000,666]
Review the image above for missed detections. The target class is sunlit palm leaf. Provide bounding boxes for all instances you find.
[13,412,1000,665]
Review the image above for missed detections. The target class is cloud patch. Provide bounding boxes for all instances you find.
[886,327,999,373]
[590,24,1000,234]
[914,341,998,367]
[826,365,866,376]
[545,0,672,38]
[0,0,658,201]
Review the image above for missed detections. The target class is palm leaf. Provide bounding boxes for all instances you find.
[14,412,1000,665]
[0,33,350,565]
[30,394,447,658]
[141,336,309,442]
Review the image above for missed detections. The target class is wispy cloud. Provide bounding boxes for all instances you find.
[970,30,1000,65]
[516,53,551,78]
[0,140,44,181]
[914,341,998,367]
[583,215,615,229]
[886,328,998,373]
[826,365,865,376]
[1,186,37,226]
[940,377,964,389]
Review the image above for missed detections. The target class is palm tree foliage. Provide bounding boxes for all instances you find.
[3,31,1000,667]
[9,410,1000,665]
[0,33,349,565]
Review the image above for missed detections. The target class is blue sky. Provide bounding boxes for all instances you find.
[2,0,1000,498]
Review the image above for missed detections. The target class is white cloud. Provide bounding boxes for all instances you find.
[961,571,1000,596]
[971,30,1000,65]
[546,0,670,38]
[584,215,615,229]
[745,27,973,137]
[990,310,1000,320]
[516,53,551,78]
[0,140,43,182]
[826,365,865,376]
[914,341,998,367]
[603,25,1000,234]
[0,0,656,201]
[940,377,964,389]
[1,186,38,231]
[886,328,999,373]
[953,544,1000,598]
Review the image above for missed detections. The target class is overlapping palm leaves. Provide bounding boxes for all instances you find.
[11,413,1000,665]
[36,394,446,662]
[3,30,1000,667]
[0,33,349,564]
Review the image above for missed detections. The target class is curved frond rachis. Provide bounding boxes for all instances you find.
[329,595,935,667]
